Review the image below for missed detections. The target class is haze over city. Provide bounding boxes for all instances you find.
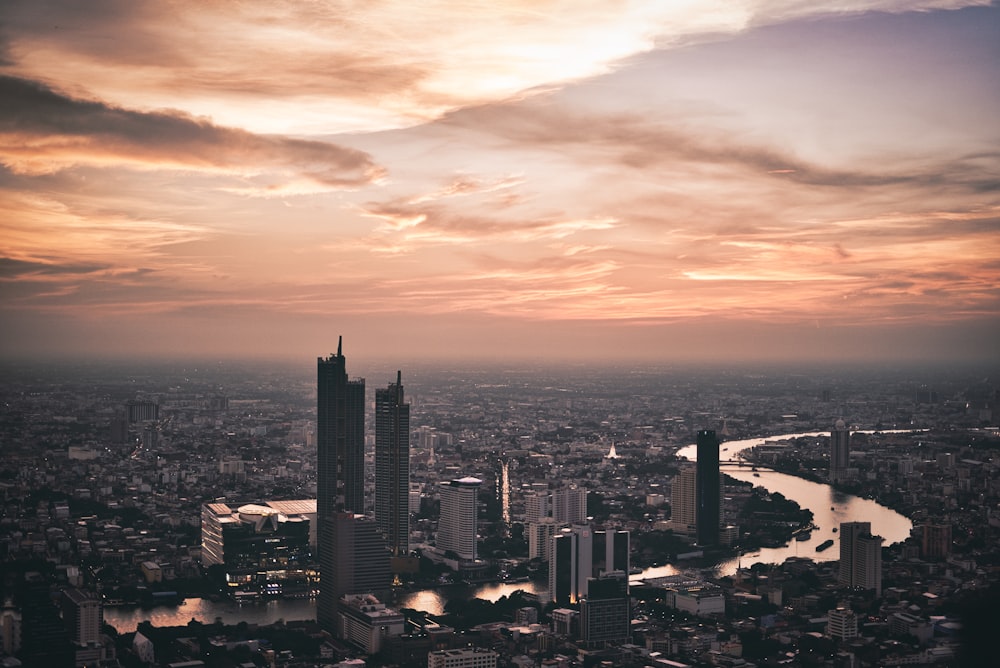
[2,1,998,365]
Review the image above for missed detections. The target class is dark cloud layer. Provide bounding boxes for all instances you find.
[0,75,385,186]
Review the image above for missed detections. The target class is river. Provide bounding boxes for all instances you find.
[105,431,913,631]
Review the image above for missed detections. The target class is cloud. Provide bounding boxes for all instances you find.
[0,75,384,189]
[1,1,989,134]
[437,100,1000,193]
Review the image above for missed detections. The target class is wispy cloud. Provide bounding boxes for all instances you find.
[0,76,384,190]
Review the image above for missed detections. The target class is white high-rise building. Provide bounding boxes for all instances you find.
[528,518,558,561]
[552,486,588,525]
[524,492,551,525]
[827,607,859,640]
[438,477,482,561]
[670,466,697,535]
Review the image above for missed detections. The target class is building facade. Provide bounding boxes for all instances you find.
[579,574,630,648]
[437,477,482,561]
[830,420,851,482]
[428,647,498,668]
[838,521,883,596]
[670,466,697,535]
[375,371,411,557]
[549,525,593,605]
[552,486,588,525]
[321,513,392,614]
[338,594,405,655]
[317,338,366,631]
[200,501,313,596]
[696,429,721,546]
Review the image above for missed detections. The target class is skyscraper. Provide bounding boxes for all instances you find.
[375,371,410,557]
[437,477,482,561]
[830,419,851,482]
[580,572,630,648]
[552,486,588,525]
[317,337,366,517]
[317,337,366,632]
[670,466,697,535]
[839,521,883,596]
[592,529,630,578]
[320,513,391,629]
[549,525,593,605]
[695,429,721,546]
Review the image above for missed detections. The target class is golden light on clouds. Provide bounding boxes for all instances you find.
[0,0,998,363]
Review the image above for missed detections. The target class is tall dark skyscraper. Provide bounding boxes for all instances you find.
[375,370,410,557]
[695,429,720,546]
[830,419,851,482]
[317,337,366,631]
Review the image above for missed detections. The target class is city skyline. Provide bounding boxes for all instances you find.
[1,1,998,366]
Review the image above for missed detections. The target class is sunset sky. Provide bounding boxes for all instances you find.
[2,1,998,366]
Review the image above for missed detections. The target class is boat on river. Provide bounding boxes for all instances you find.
[815,539,835,552]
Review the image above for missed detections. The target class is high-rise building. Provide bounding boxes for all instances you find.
[549,525,593,605]
[524,492,550,525]
[437,477,482,561]
[921,522,952,560]
[592,529,630,578]
[830,420,851,482]
[527,518,558,561]
[670,466,698,535]
[375,371,410,557]
[580,573,630,648]
[696,429,721,546]
[317,337,366,517]
[826,607,859,640]
[61,588,102,646]
[320,513,391,628]
[839,521,883,596]
[317,338,366,632]
[552,486,588,525]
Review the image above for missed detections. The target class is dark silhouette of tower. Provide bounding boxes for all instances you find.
[830,419,850,482]
[695,429,720,546]
[375,370,410,557]
[317,337,366,631]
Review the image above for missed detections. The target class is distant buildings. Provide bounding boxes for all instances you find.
[375,371,410,557]
[317,338,366,631]
[437,477,482,561]
[830,419,851,482]
[838,521,883,596]
[696,429,721,546]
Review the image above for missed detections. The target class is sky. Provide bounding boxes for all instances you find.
[1,0,998,366]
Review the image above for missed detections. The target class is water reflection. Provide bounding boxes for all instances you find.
[105,597,317,633]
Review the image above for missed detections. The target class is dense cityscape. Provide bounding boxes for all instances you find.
[0,349,997,667]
